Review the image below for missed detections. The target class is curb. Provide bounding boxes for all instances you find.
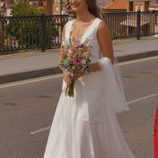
[0,67,62,84]
[0,50,56,60]
[0,51,158,84]
[117,50,158,62]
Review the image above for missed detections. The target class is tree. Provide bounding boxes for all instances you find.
[6,1,59,50]
[5,1,42,48]
[11,1,42,16]
[0,0,6,50]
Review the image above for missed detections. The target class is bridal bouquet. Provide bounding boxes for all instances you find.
[59,37,92,97]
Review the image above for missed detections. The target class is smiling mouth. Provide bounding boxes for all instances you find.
[70,3,80,8]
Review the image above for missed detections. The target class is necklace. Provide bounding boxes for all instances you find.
[70,18,97,39]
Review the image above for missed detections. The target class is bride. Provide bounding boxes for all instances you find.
[44,0,135,158]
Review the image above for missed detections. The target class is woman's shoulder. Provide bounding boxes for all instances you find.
[96,18,108,32]
[62,19,75,33]
[65,19,75,27]
[62,19,75,38]
[96,17,106,25]
[95,17,104,23]
[93,18,107,31]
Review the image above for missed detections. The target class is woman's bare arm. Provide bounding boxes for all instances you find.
[58,25,73,84]
[97,21,114,64]
[57,26,66,65]
[89,21,114,72]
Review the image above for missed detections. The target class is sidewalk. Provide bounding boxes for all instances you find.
[0,37,158,84]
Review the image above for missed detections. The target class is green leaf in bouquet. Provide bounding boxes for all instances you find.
[61,59,70,67]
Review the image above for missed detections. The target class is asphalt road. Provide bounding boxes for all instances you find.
[0,56,158,158]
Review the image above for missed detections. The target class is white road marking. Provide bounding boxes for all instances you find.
[30,126,51,135]
[118,56,158,66]
[30,93,158,135]
[0,56,157,89]
[1,56,158,134]
[127,93,158,105]
[0,74,63,89]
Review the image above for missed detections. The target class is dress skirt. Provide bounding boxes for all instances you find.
[44,57,135,158]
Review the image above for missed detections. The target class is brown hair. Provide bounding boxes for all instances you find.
[65,0,101,18]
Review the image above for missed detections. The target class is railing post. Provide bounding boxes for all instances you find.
[40,13,45,52]
[137,10,141,40]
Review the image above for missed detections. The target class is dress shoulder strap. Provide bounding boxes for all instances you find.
[65,19,74,40]
[83,18,103,39]
[84,18,104,58]
[95,19,104,59]
[92,18,104,35]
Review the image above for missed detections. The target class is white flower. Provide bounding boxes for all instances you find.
[81,59,86,65]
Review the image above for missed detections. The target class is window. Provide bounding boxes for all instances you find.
[38,0,44,6]
[134,5,139,11]
[140,5,144,11]
[55,6,60,11]
[129,2,134,11]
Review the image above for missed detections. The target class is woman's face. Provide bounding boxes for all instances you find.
[68,0,88,13]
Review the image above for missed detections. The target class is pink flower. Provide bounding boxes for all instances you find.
[72,59,79,66]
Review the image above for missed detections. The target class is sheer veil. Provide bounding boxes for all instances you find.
[98,56,129,114]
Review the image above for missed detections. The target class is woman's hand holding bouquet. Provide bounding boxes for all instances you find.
[59,37,92,97]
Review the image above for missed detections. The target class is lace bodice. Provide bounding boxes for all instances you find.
[65,18,103,63]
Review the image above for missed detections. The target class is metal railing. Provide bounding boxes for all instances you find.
[102,11,158,40]
[0,14,69,52]
[0,11,158,52]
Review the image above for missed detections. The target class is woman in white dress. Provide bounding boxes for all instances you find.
[44,0,135,158]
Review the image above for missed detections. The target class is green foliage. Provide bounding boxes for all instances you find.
[6,19,40,48]
[6,2,41,47]
[0,21,6,49]
[6,1,58,49]
[11,1,42,16]
[45,20,59,48]
[112,31,128,40]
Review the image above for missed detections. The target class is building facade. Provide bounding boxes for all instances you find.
[97,0,112,7]
[128,0,151,12]
[102,0,158,38]
[102,0,128,12]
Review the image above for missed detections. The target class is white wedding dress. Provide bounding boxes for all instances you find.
[44,18,135,158]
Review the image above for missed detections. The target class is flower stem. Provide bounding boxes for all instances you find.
[65,80,75,97]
